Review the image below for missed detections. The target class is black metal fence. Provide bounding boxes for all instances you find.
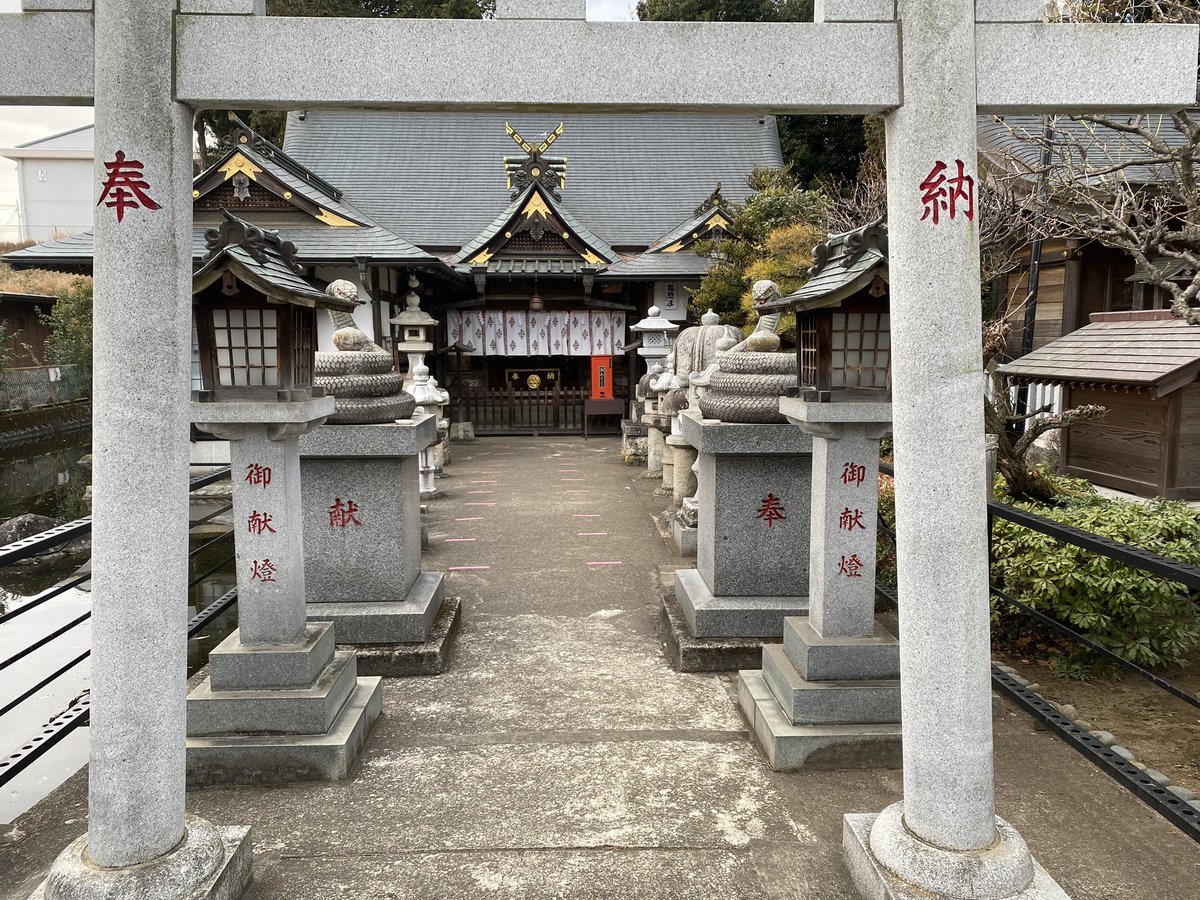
[877,461,1200,843]
[0,465,237,792]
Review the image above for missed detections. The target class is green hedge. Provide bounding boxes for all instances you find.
[991,480,1200,668]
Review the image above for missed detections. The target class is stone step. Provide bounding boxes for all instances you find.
[782,617,900,682]
[187,676,384,786]
[761,644,901,726]
[675,567,807,639]
[307,570,444,644]
[738,670,902,771]
[187,650,358,737]
[208,622,337,692]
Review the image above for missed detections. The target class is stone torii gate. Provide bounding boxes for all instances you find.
[1,1,1194,898]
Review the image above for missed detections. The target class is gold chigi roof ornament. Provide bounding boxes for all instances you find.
[503,121,568,199]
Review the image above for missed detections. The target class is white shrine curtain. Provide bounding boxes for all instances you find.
[446,310,626,357]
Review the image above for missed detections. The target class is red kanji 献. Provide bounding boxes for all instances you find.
[838,554,865,578]
[840,462,867,487]
[838,507,866,532]
[247,510,276,536]
[245,463,272,489]
[919,159,975,225]
[250,558,277,582]
[329,498,362,529]
[96,151,161,223]
[755,493,786,528]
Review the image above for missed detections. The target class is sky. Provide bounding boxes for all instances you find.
[0,0,637,242]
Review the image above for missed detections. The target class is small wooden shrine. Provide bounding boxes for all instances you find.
[999,310,1200,500]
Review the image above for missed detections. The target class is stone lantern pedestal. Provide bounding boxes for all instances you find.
[186,397,382,784]
[298,413,458,677]
[740,397,901,770]
[661,411,811,671]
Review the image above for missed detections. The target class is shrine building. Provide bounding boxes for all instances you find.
[8,111,782,434]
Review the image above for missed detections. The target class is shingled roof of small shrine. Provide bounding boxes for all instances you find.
[997,311,1200,398]
[282,110,783,249]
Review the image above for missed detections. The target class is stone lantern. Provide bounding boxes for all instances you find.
[631,306,679,477]
[186,212,382,783]
[629,304,679,376]
[738,220,901,770]
[193,221,333,403]
[391,273,438,393]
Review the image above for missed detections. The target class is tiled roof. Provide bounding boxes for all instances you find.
[600,249,713,280]
[283,110,783,248]
[449,182,615,267]
[4,223,441,268]
[997,311,1200,398]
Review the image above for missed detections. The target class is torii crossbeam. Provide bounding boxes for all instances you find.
[1,2,1195,899]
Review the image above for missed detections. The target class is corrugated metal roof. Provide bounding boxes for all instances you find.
[978,112,1197,187]
[997,312,1200,397]
[5,223,441,267]
[282,110,783,248]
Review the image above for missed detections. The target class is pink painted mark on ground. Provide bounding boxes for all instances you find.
[468,490,494,495]
[587,561,623,567]
[577,532,608,537]
[564,490,590,494]
[561,478,586,482]
[465,502,497,507]
[444,538,478,543]
[558,469,580,473]
[448,565,490,572]
[455,516,484,522]
[472,480,498,484]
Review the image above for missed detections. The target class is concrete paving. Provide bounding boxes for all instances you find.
[3,436,1200,898]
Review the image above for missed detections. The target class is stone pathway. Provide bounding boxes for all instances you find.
[4,437,1200,898]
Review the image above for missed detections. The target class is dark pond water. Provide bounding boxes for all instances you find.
[1,432,237,823]
[0,433,93,524]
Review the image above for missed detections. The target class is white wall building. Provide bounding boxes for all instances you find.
[0,123,93,241]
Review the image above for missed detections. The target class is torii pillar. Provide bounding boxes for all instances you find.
[830,1,1193,898]
[24,4,253,900]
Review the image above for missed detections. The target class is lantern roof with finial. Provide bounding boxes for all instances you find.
[390,282,438,328]
[757,219,889,313]
[194,210,357,311]
[631,305,681,335]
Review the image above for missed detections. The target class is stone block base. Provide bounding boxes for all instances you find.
[659,595,767,672]
[307,571,444,644]
[738,670,901,771]
[671,518,697,557]
[188,651,358,735]
[449,422,475,442]
[785,618,900,682]
[186,676,382,785]
[351,595,463,677]
[843,814,1070,900]
[29,819,251,900]
[762,644,901,725]
[208,623,336,692]
[675,567,807,639]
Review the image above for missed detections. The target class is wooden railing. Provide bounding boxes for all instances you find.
[457,385,589,434]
